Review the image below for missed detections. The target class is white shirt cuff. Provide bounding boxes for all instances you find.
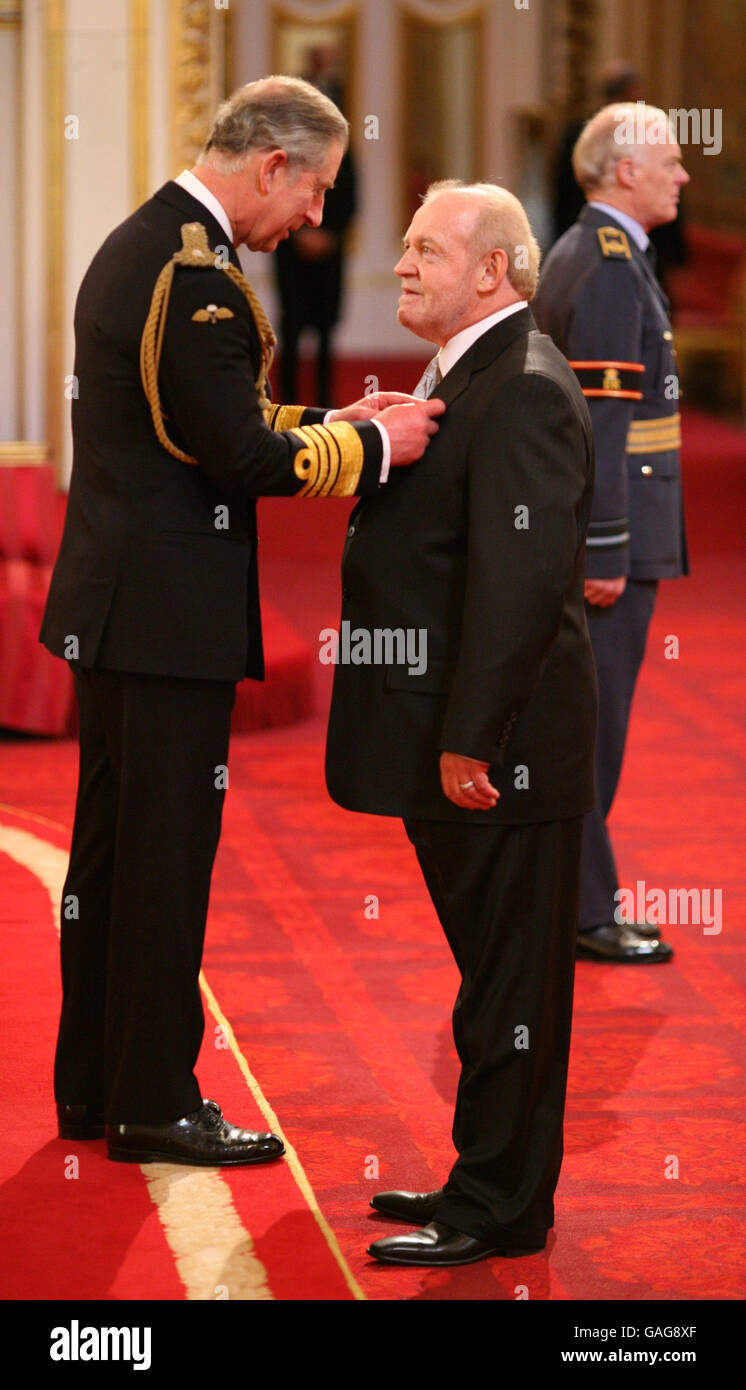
[325,411,391,484]
[372,418,391,483]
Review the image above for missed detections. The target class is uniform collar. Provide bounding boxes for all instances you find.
[153,180,242,269]
[587,200,648,251]
[174,169,234,245]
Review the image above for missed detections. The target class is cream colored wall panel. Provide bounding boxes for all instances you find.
[61,0,130,483]
[21,0,48,444]
[147,0,170,190]
[0,29,19,437]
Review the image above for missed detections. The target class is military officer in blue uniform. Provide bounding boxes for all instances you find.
[534,102,689,963]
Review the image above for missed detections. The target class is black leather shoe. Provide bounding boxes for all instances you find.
[370,1188,444,1224]
[367,1220,545,1267]
[57,1103,106,1140]
[630,920,662,939]
[577,923,673,963]
[107,1098,284,1166]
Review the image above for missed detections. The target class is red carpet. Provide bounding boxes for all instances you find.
[1,402,744,1300]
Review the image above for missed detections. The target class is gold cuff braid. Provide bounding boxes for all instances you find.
[291,422,365,497]
[265,404,307,431]
[139,222,277,464]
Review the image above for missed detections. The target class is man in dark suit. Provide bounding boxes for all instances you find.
[534,103,689,964]
[274,45,357,407]
[41,76,443,1167]
[275,144,356,406]
[324,181,598,1265]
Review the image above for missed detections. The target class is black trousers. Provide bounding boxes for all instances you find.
[578,579,658,931]
[54,667,235,1124]
[403,815,584,1245]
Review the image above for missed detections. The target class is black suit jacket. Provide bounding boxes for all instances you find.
[325,308,598,824]
[40,181,383,682]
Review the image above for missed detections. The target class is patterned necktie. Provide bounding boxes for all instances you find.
[413,355,443,399]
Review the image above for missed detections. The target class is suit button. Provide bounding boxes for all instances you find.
[347,525,356,537]
[342,588,350,601]
[641,465,653,475]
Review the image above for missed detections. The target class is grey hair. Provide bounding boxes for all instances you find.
[572,102,672,193]
[421,180,541,300]
[197,75,348,175]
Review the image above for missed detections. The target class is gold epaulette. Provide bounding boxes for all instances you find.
[290,422,365,497]
[597,226,631,260]
[139,222,277,464]
[265,404,307,431]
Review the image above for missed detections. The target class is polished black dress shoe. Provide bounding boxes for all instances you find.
[57,1103,106,1140]
[630,920,662,939]
[370,1188,444,1224]
[368,1220,545,1267]
[577,923,673,963]
[107,1098,284,1166]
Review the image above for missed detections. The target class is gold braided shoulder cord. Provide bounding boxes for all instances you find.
[139,221,277,464]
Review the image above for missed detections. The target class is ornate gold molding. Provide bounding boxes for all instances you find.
[169,0,214,173]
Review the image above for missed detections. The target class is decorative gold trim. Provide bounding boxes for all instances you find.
[45,0,65,482]
[131,0,149,207]
[0,441,49,464]
[291,420,364,496]
[266,404,307,430]
[169,0,214,175]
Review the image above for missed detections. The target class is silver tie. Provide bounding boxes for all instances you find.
[413,355,443,399]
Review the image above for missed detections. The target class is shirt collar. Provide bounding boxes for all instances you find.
[174,169,234,246]
[438,301,528,378]
[587,201,649,252]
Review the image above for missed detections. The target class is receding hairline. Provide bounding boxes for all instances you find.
[409,188,501,240]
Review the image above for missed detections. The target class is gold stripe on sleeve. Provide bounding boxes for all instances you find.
[291,422,365,497]
[265,404,307,431]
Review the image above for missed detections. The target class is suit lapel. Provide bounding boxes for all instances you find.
[434,307,536,409]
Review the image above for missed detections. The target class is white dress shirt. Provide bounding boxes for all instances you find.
[174,169,391,481]
[436,300,529,379]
